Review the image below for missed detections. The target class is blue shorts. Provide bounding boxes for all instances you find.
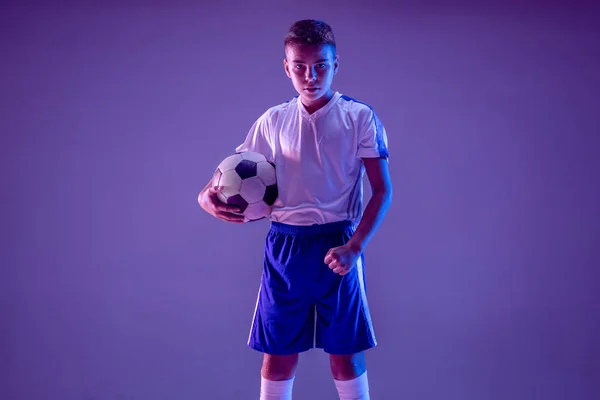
[247,220,377,355]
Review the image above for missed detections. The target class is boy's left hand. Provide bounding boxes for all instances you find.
[324,244,362,276]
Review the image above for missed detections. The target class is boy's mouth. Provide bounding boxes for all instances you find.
[304,87,319,92]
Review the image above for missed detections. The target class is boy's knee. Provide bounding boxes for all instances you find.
[329,352,367,381]
[261,353,299,381]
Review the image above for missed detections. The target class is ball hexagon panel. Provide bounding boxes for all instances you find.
[217,153,243,172]
[244,202,271,221]
[216,170,242,204]
[235,159,257,180]
[256,161,276,186]
[216,191,227,205]
[240,176,266,203]
[212,168,222,187]
[240,151,267,163]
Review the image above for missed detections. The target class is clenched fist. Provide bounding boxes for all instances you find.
[324,243,362,276]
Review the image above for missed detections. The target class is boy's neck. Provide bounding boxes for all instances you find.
[301,90,334,114]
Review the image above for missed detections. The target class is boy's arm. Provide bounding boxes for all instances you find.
[347,157,393,252]
[324,156,392,275]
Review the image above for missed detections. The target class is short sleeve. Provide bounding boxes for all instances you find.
[357,109,390,159]
[235,110,275,162]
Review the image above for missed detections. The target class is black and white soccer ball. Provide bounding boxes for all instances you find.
[212,151,278,222]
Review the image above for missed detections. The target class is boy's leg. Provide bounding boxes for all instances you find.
[262,353,299,380]
[330,352,370,399]
[329,351,366,380]
[250,222,321,399]
[309,223,375,399]
[260,353,299,400]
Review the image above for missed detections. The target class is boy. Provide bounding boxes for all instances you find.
[198,19,392,400]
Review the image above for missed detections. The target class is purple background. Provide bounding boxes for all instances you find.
[1,1,599,399]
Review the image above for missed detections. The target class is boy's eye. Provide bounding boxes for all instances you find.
[293,64,326,70]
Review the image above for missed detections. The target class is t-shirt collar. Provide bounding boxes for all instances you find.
[297,91,341,119]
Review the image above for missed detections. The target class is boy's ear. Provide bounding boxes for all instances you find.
[283,58,292,78]
[334,54,340,75]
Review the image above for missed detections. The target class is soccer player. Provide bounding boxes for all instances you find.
[198,19,392,400]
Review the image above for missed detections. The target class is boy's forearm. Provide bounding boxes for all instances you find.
[347,189,393,252]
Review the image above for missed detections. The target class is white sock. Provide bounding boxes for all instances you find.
[334,370,370,400]
[260,376,295,400]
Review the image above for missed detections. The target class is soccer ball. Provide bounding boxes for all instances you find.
[212,151,278,222]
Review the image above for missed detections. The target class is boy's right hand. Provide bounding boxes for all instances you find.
[197,185,245,224]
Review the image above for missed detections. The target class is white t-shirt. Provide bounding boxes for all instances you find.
[236,91,389,226]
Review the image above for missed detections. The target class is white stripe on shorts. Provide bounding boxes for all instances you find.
[356,256,377,345]
[247,282,262,345]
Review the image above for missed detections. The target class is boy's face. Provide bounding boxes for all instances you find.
[284,44,339,109]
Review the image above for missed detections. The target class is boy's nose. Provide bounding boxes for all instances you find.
[305,67,317,81]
